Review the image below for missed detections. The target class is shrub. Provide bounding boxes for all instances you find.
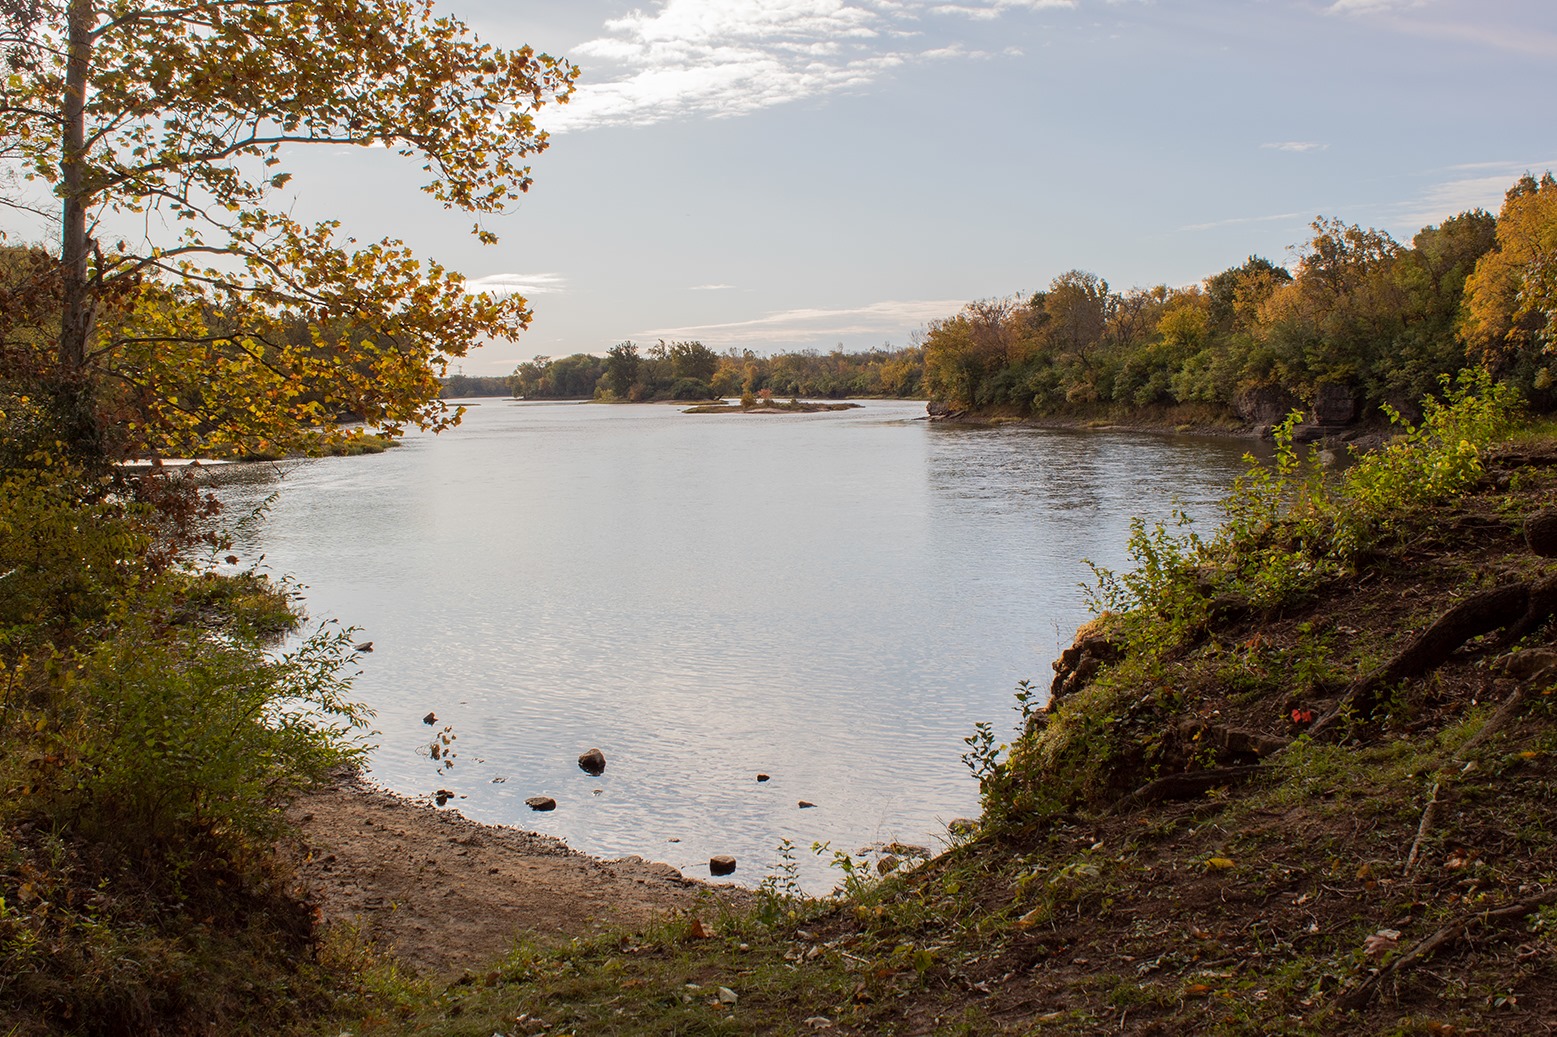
[0,462,371,1032]
[988,370,1521,815]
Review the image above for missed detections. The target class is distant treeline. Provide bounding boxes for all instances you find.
[510,340,924,401]
[495,173,1554,421]
[922,173,1557,423]
[440,373,514,398]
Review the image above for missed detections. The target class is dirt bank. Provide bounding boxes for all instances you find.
[288,774,748,976]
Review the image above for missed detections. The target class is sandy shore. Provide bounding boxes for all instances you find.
[287,774,749,976]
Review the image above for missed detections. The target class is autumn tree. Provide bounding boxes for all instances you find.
[0,0,575,459]
[666,340,719,384]
[1462,173,1557,377]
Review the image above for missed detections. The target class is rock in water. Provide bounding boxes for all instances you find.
[798,800,817,809]
[577,747,607,775]
[525,796,557,811]
[709,855,737,876]
[756,773,771,782]
[433,789,454,806]
[1527,508,1557,556]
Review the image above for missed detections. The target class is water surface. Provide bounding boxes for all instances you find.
[219,400,1255,889]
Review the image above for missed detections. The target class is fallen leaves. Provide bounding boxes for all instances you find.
[1363,928,1401,957]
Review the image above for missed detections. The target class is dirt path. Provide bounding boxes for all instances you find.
[288,775,748,976]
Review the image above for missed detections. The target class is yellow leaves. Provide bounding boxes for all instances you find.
[1204,857,1236,872]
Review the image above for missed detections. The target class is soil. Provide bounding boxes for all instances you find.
[287,773,747,976]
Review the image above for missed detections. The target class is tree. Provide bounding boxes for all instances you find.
[1041,270,1111,368]
[602,341,641,398]
[0,0,576,459]
[667,340,718,384]
[1463,173,1557,373]
[1205,256,1290,334]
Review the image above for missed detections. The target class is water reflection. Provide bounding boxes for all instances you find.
[216,401,1255,891]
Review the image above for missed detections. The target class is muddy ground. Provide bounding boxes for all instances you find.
[287,774,748,976]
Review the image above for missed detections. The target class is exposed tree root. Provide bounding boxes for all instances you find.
[1402,782,1442,877]
[1110,764,1265,814]
[1496,572,1557,647]
[1311,583,1532,736]
[1333,889,1557,1012]
[1403,681,1527,876]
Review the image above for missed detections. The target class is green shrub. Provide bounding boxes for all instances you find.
[1086,370,1518,655]
[996,370,1521,814]
[0,461,371,1032]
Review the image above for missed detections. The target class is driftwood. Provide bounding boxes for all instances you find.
[1334,889,1557,1012]
[1311,583,1531,737]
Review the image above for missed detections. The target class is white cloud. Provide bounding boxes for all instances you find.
[933,0,1076,18]
[1262,141,1328,153]
[542,0,1077,132]
[1321,3,1557,57]
[1325,0,1427,13]
[642,298,966,345]
[1180,212,1304,233]
[1393,161,1557,227]
[689,283,736,290]
[465,272,568,297]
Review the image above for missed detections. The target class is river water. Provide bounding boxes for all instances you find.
[216,399,1256,890]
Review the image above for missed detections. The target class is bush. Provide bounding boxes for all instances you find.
[0,463,371,1033]
[982,370,1521,817]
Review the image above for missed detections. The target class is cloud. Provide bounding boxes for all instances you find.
[1262,141,1328,153]
[1393,161,1557,227]
[641,298,967,345]
[1325,0,1426,13]
[932,0,1076,18]
[689,283,736,290]
[1388,18,1557,58]
[1321,2,1557,57]
[1180,212,1305,232]
[542,0,1078,132]
[464,272,568,297]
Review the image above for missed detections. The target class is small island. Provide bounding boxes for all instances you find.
[683,391,862,415]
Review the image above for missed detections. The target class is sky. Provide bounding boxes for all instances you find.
[12,0,1557,374]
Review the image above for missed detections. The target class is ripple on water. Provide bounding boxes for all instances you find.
[217,401,1257,890]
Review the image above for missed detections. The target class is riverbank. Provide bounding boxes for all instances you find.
[928,400,1404,450]
[331,387,1557,1035]
[288,772,748,976]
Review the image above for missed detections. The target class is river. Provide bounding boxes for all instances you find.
[216,399,1257,890]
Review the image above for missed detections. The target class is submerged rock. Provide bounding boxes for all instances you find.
[709,855,737,876]
[525,796,557,812]
[577,747,607,775]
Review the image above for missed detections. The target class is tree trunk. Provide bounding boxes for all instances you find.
[54,0,103,458]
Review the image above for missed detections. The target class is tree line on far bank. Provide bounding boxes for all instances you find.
[505,340,925,402]
[485,173,1556,427]
[921,173,1556,425]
